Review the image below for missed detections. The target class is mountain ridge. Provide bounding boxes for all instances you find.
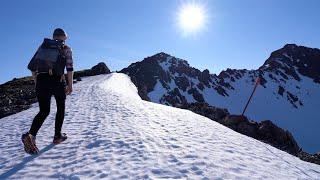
[120,44,320,154]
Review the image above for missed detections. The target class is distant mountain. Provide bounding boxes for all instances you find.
[120,44,320,153]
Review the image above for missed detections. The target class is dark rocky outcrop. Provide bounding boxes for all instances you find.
[0,62,110,119]
[278,86,285,96]
[222,115,259,139]
[120,52,229,104]
[181,102,229,121]
[91,62,111,75]
[161,88,188,107]
[120,53,167,101]
[74,62,110,79]
[298,151,320,165]
[257,120,300,155]
[0,77,37,118]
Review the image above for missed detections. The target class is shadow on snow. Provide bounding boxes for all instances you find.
[0,143,55,179]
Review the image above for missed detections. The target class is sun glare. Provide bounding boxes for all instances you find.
[177,2,207,36]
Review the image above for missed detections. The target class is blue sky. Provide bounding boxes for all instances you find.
[1,0,319,84]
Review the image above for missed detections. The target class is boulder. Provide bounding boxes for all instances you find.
[237,121,258,138]
[74,62,111,79]
[257,120,300,155]
[222,115,247,129]
[181,102,229,122]
[91,62,111,75]
[298,151,320,165]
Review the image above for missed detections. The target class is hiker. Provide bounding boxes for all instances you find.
[22,28,74,154]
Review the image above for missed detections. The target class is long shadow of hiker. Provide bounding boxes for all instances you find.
[0,143,55,179]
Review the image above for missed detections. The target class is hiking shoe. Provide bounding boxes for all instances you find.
[21,132,39,154]
[53,133,67,144]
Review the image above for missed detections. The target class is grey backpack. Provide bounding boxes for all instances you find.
[28,38,66,75]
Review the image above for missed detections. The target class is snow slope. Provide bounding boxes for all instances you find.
[0,73,319,179]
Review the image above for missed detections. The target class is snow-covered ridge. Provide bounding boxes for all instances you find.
[0,73,319,179]
[99,73,141,100]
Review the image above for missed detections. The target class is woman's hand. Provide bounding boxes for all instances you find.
[65,85,73,95]
[65,71,74,95]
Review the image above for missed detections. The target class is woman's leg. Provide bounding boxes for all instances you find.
[29,96,51,136]
[53,81,66,137]
[29,74,52,137]
[54,96,65,136]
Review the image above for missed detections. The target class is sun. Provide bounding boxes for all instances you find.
[177,2,207,35]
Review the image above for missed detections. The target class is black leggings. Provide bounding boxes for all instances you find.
[29,74,66,137]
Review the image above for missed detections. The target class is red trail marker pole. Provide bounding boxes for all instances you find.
[241,77,260,116]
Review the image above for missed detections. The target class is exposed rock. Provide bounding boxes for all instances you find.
[161,88,187,107]
[221,115,259,138]
[214,86,229,97]
[237,120,258,138]
[221,115,247,128]
[74,62,110,79]
[174,76,189,92]
[91,62,111,75]
[258,120,300,155]
[298,151,320,165]
[0,77,37,118]
[199,69,211,87]
[187,88,205,103]
[120,54,166,101]
[278,86,285,96]
[180,102,229,122]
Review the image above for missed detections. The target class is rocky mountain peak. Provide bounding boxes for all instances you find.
[149,52,190,67]
[260,44,320,83]
[145,52,170,62]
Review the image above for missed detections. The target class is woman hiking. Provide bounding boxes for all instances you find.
[22,28,74,154]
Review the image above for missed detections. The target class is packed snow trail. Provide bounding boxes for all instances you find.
[0,73,319,179]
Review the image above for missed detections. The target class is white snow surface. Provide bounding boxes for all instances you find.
[0,73,320,179]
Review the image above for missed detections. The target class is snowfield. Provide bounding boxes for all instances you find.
[0,73,319,179]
